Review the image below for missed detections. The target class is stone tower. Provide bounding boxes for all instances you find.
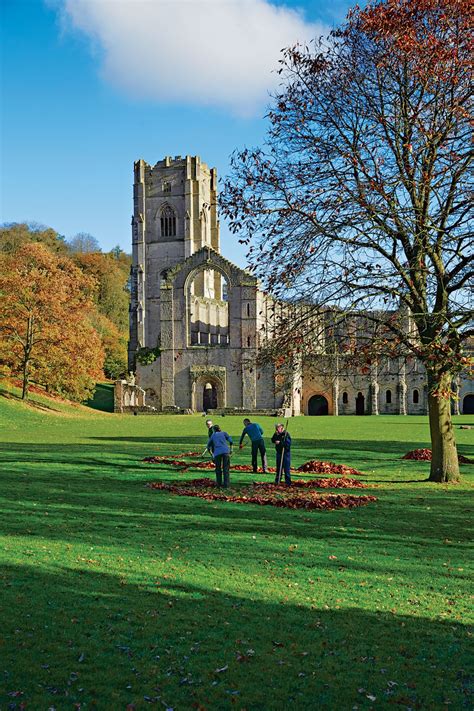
[129,155,220,367]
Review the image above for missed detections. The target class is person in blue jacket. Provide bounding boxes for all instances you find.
[207,425,233,488]
[271,423,291,485]
[238,418,268,474]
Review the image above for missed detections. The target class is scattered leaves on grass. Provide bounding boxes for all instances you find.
[147,478,376,511]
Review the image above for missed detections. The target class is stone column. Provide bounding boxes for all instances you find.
[114,380,126,413]
[160,284,176,408]
[332,375,339,416]
[291,355,302,416]
[397,359,407,415]
[242,364,257,410]
[369,366,379,415]
[453,377,460,415]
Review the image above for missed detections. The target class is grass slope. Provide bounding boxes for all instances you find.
[0,388,473,710]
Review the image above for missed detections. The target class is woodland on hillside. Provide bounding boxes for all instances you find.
[0,222,131,400]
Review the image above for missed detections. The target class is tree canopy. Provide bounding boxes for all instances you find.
[0,223,131,393]
[222,0,473,482]
[0,243,104,400]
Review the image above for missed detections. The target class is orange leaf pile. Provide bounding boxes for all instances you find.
[147,478,376,511]
[403,449,473,464]
[253,478,367,490]
[297,460,365,476]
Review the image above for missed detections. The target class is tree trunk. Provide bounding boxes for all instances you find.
[21,357,30,400]
[427,370,460,483]
[21,316,33,400]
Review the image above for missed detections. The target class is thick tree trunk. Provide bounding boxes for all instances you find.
[427,370,460,483]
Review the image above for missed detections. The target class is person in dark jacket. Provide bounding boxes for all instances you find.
[271,423,291,485]
[239,418,268,473]
[207,425,233,488]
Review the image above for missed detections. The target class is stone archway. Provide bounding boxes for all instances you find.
[356,392,365,415]
[308,394,329,416]
[190,366,226,412]
[463,394,474,414]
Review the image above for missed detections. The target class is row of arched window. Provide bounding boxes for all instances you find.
[341,389,420,404]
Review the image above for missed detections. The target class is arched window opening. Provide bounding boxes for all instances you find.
[160,205,176,237]
[342,391,348,404]
[246,303,250,317]
[413,389,419,404]
[189,267,229,347]
[247,336,251,347]
[308,395,329,416]
[386,389,392,404]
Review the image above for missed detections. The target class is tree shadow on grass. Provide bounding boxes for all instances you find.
[87,435,474,461]
[0,440,471,562]
[0,563,471,710]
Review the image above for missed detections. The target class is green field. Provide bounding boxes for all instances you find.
[1,385,473,710]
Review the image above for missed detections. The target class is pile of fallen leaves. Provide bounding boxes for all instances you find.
[142,456,188,467]
[297,460,365,476]
[142,456,368,478]
[402,449,473,464]
[147,478,376,511]
[229,464,277,473]
[253,478,367,490]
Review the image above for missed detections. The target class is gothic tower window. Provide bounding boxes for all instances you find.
[413,389,419,404]
[386,389,392,404]
[160,205,176,237]
[342,391,348,404]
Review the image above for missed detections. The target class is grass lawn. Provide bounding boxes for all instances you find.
[0,385,473,710]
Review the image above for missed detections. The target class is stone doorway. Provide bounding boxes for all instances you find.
[308,395,329,416]
[463,394,474,414]
[356,392,365,415]
[203,382,218,411]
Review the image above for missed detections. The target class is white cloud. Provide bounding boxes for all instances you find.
[55,0,324,115]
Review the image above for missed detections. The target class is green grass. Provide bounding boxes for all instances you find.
[0,385,473,710]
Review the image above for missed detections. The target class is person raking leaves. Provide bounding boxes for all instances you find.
[271,422,291,486]
[239,418,268,474]
[207,425,233,488]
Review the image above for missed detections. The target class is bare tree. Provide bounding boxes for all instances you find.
[68,232,101,254]
[222,0,473,482]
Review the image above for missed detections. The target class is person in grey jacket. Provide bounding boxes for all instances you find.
[207,425,233,488]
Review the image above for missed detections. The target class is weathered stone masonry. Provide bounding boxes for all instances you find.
[116,155,473,416]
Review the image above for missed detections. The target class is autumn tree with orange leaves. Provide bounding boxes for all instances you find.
[0,243,104,400]
[222,0,473,482]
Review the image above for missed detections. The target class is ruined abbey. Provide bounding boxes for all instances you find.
[115,155,473,416]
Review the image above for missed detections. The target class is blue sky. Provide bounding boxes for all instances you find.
[1,0,354,266]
